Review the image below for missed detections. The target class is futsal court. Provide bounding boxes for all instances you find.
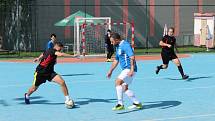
[0,53,215,121]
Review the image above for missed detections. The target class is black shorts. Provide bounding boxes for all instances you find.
[32,71,57,87]
[161,52,178,65]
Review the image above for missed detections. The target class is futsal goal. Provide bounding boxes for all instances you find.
[73,17,135,57]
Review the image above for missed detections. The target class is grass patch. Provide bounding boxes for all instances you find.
[135,46,215,55]
[0,46,214,59]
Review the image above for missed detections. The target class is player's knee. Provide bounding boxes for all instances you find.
[176,64,181,66]
[163,65,168,69]
[115,79,123,86]
[174,59,181,65]
[176,61,181,66]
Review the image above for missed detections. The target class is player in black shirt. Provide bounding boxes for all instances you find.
[105,29,114,62]
[155,27,189,80]
[24,42,79,106]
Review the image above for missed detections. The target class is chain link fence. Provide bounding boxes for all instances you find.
[0,0,215,57]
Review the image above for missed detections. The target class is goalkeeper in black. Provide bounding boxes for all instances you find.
[105,29,114,62]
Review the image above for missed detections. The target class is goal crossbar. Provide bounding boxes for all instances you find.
[74,17,111,55]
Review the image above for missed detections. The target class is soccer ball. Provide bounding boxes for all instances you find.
[65,99,75,109]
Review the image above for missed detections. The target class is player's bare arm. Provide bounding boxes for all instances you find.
[55,52,80,58]
[107,60,119,78]
[33,53,43,62]
[159,40,171,48]
[128,56,135,77]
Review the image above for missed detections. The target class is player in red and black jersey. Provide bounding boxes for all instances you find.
[24,42,79,105]
[155,27,189,80]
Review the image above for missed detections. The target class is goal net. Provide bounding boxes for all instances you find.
[73,17,135,56]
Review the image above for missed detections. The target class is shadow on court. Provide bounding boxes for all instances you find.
[186,76,213,82]
[0,100,10,106]
[117,100,182,114]
[75,98,116,105]
[14,96,43,100]
[61,73,93,77]
[14,96,115,107]
[166,76,212,82]
[14,96,66,105]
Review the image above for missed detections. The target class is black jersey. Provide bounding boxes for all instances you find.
[36,48,57,74]
[105,34,112,46]
[161,35,176,54]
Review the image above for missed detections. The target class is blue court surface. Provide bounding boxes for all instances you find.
[1,53,215,121]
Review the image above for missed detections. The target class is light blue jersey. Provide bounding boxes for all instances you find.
[115,40,137,72]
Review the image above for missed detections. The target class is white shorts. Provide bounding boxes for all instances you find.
[117,69,136,85]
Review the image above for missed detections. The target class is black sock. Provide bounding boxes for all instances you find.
[178,65,184,77]
[109,52,114,59]
[107,53,109,59]
[158,65,164,69]
[107,53,110,59]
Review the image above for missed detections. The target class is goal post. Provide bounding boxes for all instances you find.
[74,17,135,56]
[74,17,111,55]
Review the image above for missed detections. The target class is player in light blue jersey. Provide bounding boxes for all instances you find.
[107,33,142,111]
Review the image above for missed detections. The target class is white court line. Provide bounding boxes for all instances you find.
[0,72,215,88]
[141,113,215,121]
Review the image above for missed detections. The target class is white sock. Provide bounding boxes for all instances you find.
[125,90,140,104]
[116,86,123,105]
[65,95,70,101]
